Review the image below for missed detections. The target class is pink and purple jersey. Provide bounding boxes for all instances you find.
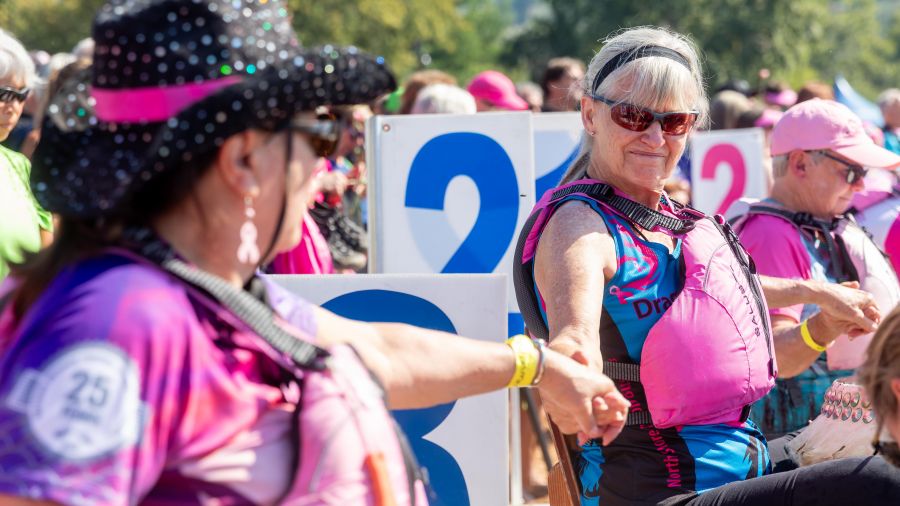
[0,254,319,504]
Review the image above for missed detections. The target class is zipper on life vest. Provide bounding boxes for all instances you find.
[714,216,775,378]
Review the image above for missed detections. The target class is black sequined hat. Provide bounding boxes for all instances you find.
[32,0,396,218]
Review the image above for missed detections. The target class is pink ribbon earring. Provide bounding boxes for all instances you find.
[237,196,261,265]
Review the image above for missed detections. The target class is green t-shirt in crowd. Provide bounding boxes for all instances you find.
[0,144,53,280]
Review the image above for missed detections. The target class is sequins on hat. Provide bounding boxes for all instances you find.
[32,0,396,218]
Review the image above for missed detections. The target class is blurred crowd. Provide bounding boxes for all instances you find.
[5,31,899,285]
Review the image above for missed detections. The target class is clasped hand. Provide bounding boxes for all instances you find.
[536,348,629,446]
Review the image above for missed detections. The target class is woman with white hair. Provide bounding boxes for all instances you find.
[880,88,900,155]
[515,26,900,505]
[0,29,52,281]
[410,83,476,115]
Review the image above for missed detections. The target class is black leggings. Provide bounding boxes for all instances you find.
[663,435,900,505]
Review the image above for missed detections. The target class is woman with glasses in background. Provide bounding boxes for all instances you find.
[0,29,52,282]
[517,25,900,505]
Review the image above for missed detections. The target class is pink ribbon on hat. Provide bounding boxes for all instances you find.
[91,76,242,123]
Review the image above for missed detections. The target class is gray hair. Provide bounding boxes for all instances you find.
[72,38,95,62]
[560,26,708,184]
[410,83,476,115]
[772,150,824,179]
[878,88,900,109]
[0,29,38,89]
[771,154,789,178]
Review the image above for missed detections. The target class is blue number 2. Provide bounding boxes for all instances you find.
[405,132,519,274]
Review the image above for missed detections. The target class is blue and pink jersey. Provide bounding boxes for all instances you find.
[535,196,769,505]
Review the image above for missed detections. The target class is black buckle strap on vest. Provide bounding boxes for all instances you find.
[119,226,330,371]
[604,361,653,426]
[744,204,860,283]
[626,410,653,426]
[603,360,640,383]
[551,183,697,235]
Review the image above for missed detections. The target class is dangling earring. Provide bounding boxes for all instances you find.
[237,195,261,265]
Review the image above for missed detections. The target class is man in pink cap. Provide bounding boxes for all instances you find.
[733,99,900,440]
[467,70,529,112]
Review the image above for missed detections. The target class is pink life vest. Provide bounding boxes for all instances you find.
[729,200,900,371]
[513,179,776,428]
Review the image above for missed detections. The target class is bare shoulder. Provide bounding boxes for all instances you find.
[538,201,614,254]
[535,200,617,276]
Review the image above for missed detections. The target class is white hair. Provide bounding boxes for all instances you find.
[561,26,708,184]
[72,38,95,62]
[772,151,825,179]
[878,88,900,108]
[0,29,38,89]
[410,84,476,115]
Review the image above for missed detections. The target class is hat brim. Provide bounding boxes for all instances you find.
[834,142,900,169]
[495,95,530,111]
[32,46,396,219]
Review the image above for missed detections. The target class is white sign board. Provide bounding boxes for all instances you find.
[690,128,767,215]
[533,112,583,198]
[268,273,509,506]
[367,112,535,315]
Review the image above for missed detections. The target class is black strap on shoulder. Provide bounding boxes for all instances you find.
[119,226,330,371]
[744,205,859,283]
[550,183,698,235]
[162,259,330,371]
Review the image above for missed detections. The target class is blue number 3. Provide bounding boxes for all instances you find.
[322,290,470,506]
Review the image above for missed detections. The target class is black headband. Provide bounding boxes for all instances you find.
[590,45,692,95]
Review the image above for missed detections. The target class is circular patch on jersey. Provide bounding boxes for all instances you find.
[20,342,143,462]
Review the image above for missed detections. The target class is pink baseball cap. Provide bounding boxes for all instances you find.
[467,70,529,111]
[753,108,783,129]
[770,98,900,169]
[765,89,797,108]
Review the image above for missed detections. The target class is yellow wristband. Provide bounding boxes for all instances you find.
[505,334,539,387]
[800,319,827,353]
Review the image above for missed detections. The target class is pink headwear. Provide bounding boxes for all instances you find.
[467,70,528,111]
[770,99,900,169]
[765,89,797,108]
[753,108,782,129]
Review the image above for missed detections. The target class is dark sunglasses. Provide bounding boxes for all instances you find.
[818,151,868,185]
[0,86,30,104]
[591,94,698,135]
[290,114,340,158]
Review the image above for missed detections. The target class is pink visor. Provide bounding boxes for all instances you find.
[91,76,242,123]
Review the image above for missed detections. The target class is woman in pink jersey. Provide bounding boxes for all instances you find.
[0,1,631,505]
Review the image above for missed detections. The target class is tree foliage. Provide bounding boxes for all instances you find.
[0,0,895,99]
[502,0,899,99]
[0,0,104,54]
[288,0,509,82]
